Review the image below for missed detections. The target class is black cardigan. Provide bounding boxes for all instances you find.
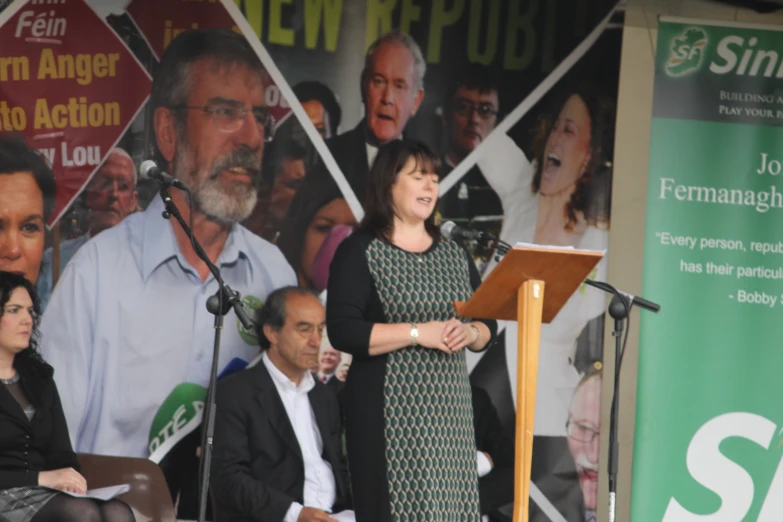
[0,356,79,490]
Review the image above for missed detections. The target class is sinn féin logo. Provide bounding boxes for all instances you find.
[237,295,263,345]
[665,27,708,77]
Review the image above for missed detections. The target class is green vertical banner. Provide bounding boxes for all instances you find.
[632,18,783,521]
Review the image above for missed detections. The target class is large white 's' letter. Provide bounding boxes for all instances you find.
[662,412,775,521]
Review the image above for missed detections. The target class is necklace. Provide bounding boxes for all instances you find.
[410,250,426,264]
[0,373,19,385]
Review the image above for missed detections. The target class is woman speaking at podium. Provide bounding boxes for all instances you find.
[326,139,497,522]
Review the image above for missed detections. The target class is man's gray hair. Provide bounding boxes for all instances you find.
[106,147,138,186]
[149,28,266,169]
[362,30,426,92]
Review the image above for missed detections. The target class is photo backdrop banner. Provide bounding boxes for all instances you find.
[0,1,622,520]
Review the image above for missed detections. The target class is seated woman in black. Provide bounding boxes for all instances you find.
[0,271,135,522]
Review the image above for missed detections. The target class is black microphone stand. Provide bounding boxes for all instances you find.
[582,279,660,522]
[482,234,511,260]
[156,184,255,522]
[493,240,511,257]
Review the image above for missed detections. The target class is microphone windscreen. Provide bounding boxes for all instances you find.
[148,382,206,464]
[440,221,457,241]
[139,160,157,180]
[147,357,250,463]
[218,357,249,380]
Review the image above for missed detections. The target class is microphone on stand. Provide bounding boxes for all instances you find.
[580,278,660,522]
[440,221,512,256]
[142,157,258,522]
[583,280,661,314]
[440,221,489,242]
[615,290,660,314]
[206,291,256,331]
[140,160,189,190]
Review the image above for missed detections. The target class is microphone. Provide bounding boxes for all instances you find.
[440,221,487,242]
[206,288,256,331]
[148,382,206,464]
[147,356,250,464]
[441,221,512,258]
[217,357,250,380]
[617,290,660,314]
[140,160,188,190]
[583,279,661,314]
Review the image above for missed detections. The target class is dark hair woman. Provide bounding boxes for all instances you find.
[530,87,611,245]
[0,272,135,522]
[276,170,357,289]
[326,139,497,522]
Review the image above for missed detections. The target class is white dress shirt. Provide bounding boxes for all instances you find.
[477,451,493,477]
[366,142,379,168]
[37,233,90,311]
[262,353,337,522]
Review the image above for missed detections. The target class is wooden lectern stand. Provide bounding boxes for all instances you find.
[455,245,603,522]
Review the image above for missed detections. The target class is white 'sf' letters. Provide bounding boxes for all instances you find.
[662,412,776,521]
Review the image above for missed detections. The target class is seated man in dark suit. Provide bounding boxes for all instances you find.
[211,286,353,522]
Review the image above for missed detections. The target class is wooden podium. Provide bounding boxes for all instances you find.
[455,245,603,522]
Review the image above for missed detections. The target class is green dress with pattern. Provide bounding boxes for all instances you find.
[326,230,496,522]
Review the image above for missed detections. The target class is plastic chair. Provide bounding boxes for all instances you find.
[77,453,177,522]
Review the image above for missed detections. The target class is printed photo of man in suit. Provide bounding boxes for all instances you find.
[211,286,353,522]
[305,29,425,203]
[277,30,426,292]
[326,30,427,201]
[317,343,342,389]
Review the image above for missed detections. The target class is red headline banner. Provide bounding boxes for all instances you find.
[0,0,152,226]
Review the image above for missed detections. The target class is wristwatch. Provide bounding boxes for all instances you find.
[410,323,419,346]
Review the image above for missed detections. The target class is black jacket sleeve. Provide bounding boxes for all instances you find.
[0,469,38,489]
[43,382,80,472]
[465,249,497,351]
[0,366,78,489]
[473,387,515,514]
[326,233,376,360]
[328,387,352,510]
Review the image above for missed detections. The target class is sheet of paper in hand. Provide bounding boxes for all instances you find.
[51,484,131,501]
